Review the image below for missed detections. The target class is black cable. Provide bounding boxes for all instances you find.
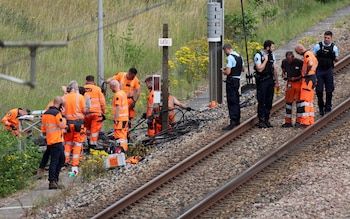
[141,109,201,146]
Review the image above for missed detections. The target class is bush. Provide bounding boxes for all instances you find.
[80,149,108,182]
[0,130,42,198]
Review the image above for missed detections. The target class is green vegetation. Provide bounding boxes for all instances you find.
[0,0,349,197]
[0,131,42,197]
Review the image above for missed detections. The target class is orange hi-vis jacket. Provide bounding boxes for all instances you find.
[147,94,176,122]
[302,50,318,77]
[63,93,86,121]
[299,50,318,126]
[41,106,66,145]
[112,72,140,98]
[112,90,129,122]
[1,108,20,134]
[83,84,105,114]
[146,90,155,118]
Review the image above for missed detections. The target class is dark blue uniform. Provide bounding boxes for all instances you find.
[254,50,276,128]
[226,53,243,126]
[313,41,339,115]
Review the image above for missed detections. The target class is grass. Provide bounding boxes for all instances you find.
[0,0,350,198]
[1,0,349,122]
[0,0,209,125]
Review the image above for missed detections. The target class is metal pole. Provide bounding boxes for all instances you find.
[208,0,223,104]
[217,0,224,104]
[29,47,36,88]
[161,24,169,131]
[97,0,104,87]
[209,43,217,101]
[0,41,67,88]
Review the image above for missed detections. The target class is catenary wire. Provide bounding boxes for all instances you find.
[0,0,176,68]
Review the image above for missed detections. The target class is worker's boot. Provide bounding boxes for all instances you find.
[37,168,46,175]
[49,180,58,190]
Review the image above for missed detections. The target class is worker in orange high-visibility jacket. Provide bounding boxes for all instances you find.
[62,80,87,175]
[144,76,157,137]
[144,77,191,137]
[41,96,66,189]
[107,67,140,140]
[83,75,106,148]
[295,43,318,127]
[281,51,303,127]
[1,108,30,136]
[110,79,129,152]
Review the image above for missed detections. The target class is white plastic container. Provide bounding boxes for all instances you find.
[105,153,126,168]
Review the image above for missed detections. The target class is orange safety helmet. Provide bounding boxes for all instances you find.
[208,101,218,108]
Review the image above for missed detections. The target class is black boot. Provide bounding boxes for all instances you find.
[265,118,273,128]
[258,118,267,128]
[222,120,237,131]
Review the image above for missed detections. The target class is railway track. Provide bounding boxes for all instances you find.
[90,55,350,218]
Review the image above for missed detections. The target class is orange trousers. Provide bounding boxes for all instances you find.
[114,120,128,151]
[298,76,316,126]
[84,113,103,145]
[284,81,301,124]
[147,119,172,137]
[64,122,85,166]
[127,98,135,119]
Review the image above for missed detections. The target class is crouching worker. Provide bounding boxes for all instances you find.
[144,76,191,137]
[41,96,67,189]
[110,80,129,152]
[1,108,30,136]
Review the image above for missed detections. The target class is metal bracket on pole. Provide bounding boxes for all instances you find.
[0,41,67,88]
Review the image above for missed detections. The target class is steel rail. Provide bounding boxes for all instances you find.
[177,96,350,219]
[92,93,283,219]
[177,54,350,218]
[92,54,350,219]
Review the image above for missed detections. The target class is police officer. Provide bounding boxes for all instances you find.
[313,31,339,116]
[221,43,244,130]
[254,40,279,128]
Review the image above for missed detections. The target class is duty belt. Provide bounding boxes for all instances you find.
[225,77,240,84]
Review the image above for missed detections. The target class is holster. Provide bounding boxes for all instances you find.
[254,72,272,82]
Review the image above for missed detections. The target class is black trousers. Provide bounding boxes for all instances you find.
[256,77,274,121]
[226,78,240,123]
[316,68,334,112]
[48,142,65,182]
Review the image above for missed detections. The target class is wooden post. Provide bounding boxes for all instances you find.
[161,23,169,131]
